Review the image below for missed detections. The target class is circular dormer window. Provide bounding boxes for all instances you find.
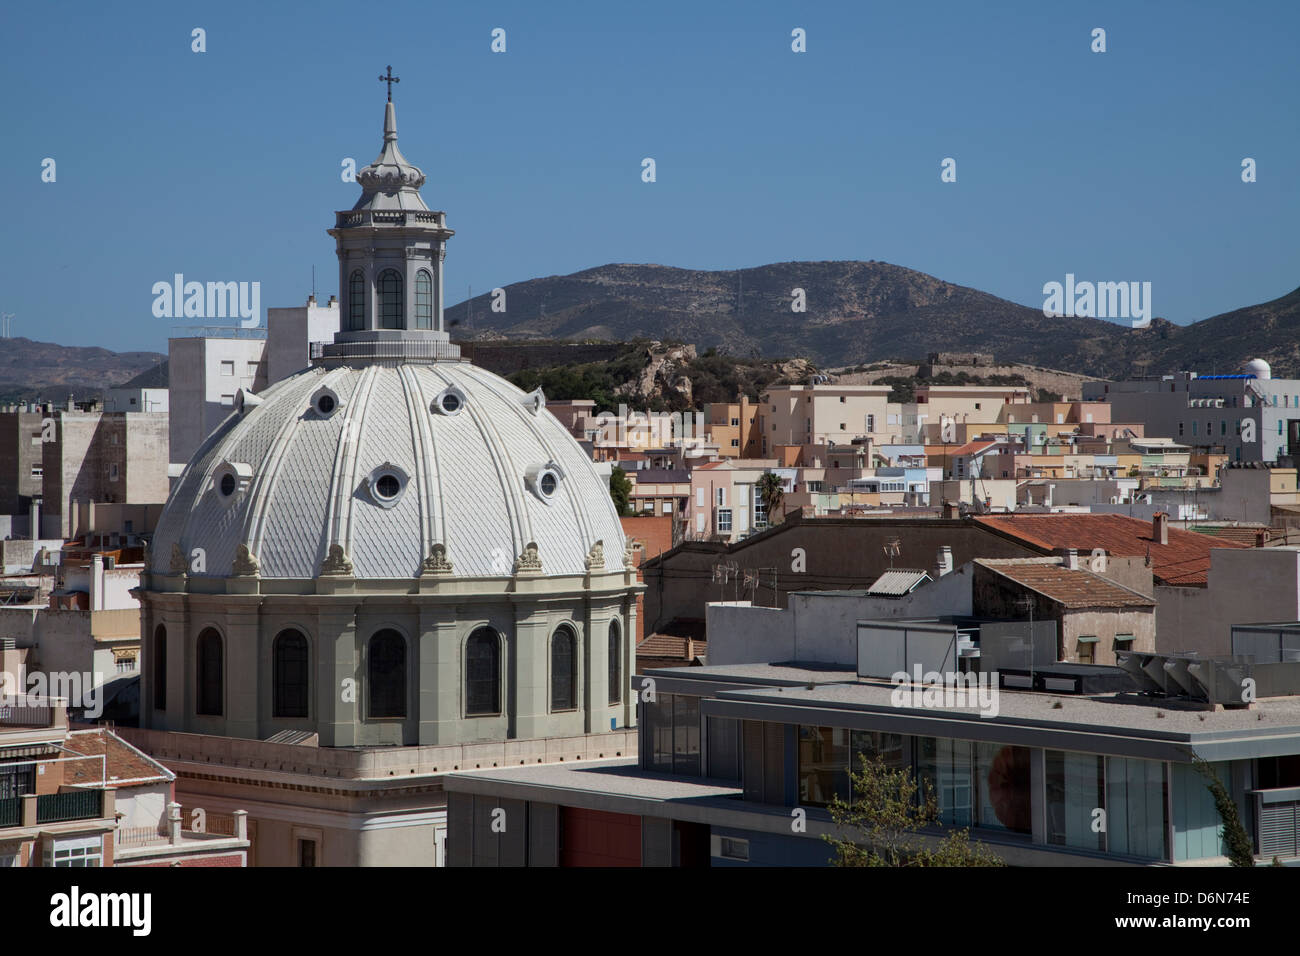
[367,463,409,509]
[310,385,343,418]
[375,474,401,500]
[219,473,237,497]
[431,386,466,416]
[526,461,564,503]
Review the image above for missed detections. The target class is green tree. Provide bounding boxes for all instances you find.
[609,467,634,517]
[822,753,1005,867]
[1192,757,1255,867]
[756,471,785,528]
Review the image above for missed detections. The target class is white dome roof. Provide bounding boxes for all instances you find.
[149,361,626,580]
[1245,358,1271,380]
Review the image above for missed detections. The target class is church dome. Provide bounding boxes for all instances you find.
[149,361,627,581]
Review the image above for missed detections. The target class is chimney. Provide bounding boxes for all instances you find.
[307,294,317,306]
[326,295,337,308]
[168,802,182,844]
[1066,548,1079,571]
[943,500,960,520]
[1153,512,1168,546]
[935,546,953,577]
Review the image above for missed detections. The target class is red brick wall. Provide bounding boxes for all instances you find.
[620,515,674,643]
[127,853,245,867]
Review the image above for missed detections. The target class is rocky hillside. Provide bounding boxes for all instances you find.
[446,262,1300,379]
[0,337,165,404]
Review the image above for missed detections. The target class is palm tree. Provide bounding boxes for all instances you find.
[757,471,785,528]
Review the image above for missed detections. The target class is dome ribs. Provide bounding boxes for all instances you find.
[400,365,441,565]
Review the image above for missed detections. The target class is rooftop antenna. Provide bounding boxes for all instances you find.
[883,536,901,569]
[312,265,316,301]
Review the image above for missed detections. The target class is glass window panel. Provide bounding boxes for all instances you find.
[1046,750,1106,850]
[798,725,850,807]
[673,694,701,776]
[1106,756,1169,860]
[975,743,1032,834]
[918,737,973,827]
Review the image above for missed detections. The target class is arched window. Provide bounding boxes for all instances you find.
[153,624,166,711]
[348,270,366,330]
[378,269,404,329]
[273,629,309,718]
[415,270,433,330]
[551,626,576,711]
[608,620,621,705]
[196,628,223,716]
[465,628,500,716]
[368,629,406,718]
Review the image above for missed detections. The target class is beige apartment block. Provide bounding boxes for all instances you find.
[914,385,1032,435]
[758,385,899,454]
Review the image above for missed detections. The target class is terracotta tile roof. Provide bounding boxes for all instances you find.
[975,559,1156,608]
[637,618,707,661]
[61,728,174,788]
[951,440,999,457]
[973,514,1247,587]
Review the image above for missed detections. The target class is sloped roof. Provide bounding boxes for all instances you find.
[950,440,999,457]
[973,514,1247,586]
[866,568,932,596]
[976,559,1156,608]
[61,728,174,788]
[116,361,168,389]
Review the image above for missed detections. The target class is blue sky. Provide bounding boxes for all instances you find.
[1,0,1297,353]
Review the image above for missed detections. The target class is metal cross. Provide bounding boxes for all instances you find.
[378,65,400,102]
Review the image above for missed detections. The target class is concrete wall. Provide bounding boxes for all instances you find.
[42,412,169,537]
[0,410,44,514]
[1155,548,1300,657]
[706,565,975,666]
[168,337,266,466]
[267,301,340,386]
[644,517,1036,633]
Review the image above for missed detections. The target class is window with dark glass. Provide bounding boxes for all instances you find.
[196,629,223,716]
[273,629,309,718]
[607,620,621,705]
[348,270,365,330]
[551,626,576,710]
[368,629,406,718]
[298,839,316,867]
[153,624,166,710]
[798,726,850,806]
[378,269,404,329]
[415,270,433,330]
[466,628,500,715]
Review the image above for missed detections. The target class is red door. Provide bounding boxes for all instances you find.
[559,807,641,867]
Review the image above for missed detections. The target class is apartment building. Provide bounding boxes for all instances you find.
[758,385,899,455]
[702,398,760,458]
[1084,363,1300,463]
[40,408,169,539]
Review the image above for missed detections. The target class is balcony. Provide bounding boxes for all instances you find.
[0,701,54,728]
[37,789,103,824]
[0,789,105,830]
